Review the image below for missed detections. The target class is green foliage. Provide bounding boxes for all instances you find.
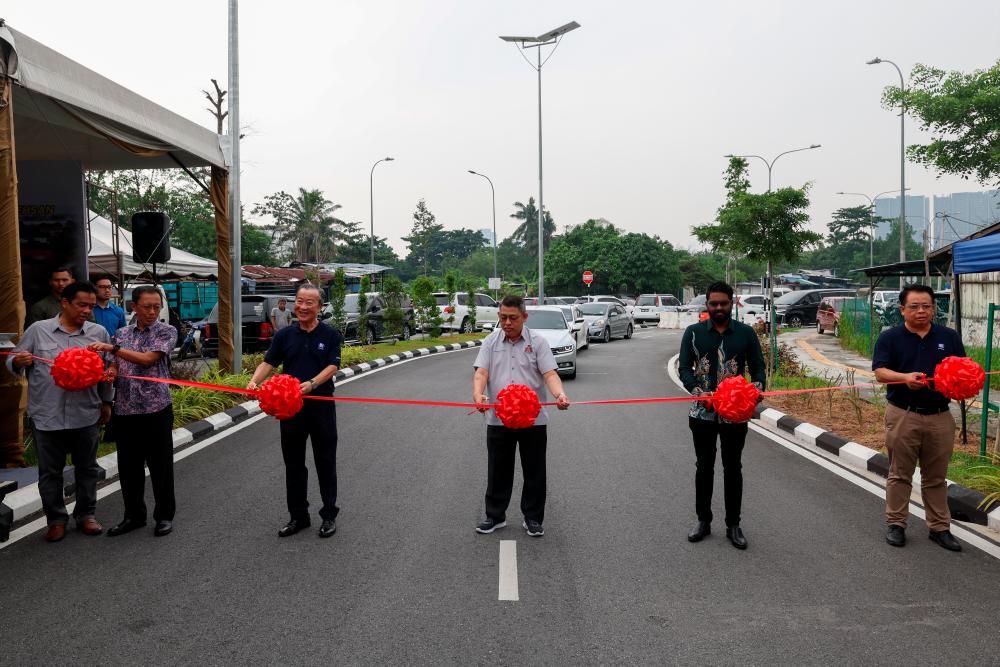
[884,60,1000,186]
[357,276,371,344]
[444,271,458,330]
[251,188,347,263]
[337,229,401,266]
[510,197,556,260]
[410,275,442,337]
[466,280,478,331]
[403,199,445,275]
[382,275,406,342]
[328,268,347,334]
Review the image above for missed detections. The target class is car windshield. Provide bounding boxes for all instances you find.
[687,295,706,306]
[344,295,360,313]
[527,310,567,329]
[637,296,656,306]
[579,303,610,316]
[559,307,576,321]
[774,291,805,305]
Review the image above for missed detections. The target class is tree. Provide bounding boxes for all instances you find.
[402,199,445,275]
[510,197,556,261]
[337,229,400,266]
[828,206,879,245]
[410,275,441,337]
[357,276,371,344]
[884,60,1000,186]
[328,268,347,334]
[444,271,458,332]
[251,188,348,263]
[465,280,478,331]
[382,275,406,342]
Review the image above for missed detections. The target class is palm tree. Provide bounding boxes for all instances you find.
[510,197,556,260]
[285,188,347,262]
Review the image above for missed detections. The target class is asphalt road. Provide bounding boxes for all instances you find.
[2,327,998,665]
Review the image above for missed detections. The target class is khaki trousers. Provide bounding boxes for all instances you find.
[884,404,955,532]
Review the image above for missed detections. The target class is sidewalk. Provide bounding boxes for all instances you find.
[783,328,874,381]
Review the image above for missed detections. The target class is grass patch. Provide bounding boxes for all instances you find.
[768,374,837,392]
[341,333,487,366]
[946,451,1000,503]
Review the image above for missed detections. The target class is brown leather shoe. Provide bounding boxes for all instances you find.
[78,517,104,536]
[44,523,67,542]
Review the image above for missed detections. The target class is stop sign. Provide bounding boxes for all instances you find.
[582,271,594,285]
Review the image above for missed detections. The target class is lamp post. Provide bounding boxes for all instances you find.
[867,57,907,268]
[370,156,394,265]
[500,21,580,299]
[227,0,242,372]
[468,170,498,296]
[835,188,908,266]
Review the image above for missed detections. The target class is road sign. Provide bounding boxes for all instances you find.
[582,271,593,285]
[488,277,502,290]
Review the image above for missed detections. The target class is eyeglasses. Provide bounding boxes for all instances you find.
[498,314,523,322]
[707,301,730,307]
[135,304,162,311]
[904,304,934,311]
[96,284,113,289]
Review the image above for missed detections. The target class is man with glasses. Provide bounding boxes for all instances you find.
[92,275,127,339]
[89,285,178,537]
[873,284,964,552]
[678,281,765,550]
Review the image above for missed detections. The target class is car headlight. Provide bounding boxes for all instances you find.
[592,319,605,327]
[553,345,574,354]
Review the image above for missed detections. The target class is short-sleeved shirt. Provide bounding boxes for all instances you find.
[94,301,128,339]
[473,327,558,427]
[112,321,177,416]
[26,294,63,328]
[264,321,343,397]
[872,323,965,411]
[271,307,293,331]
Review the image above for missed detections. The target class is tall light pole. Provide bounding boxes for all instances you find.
[228,0,242,372]
[867,57,907,268]
[725,144,821,193]
[369,156,394,265]
[835,188,908,266]
[468,170,498,294]
[500,21,580,298]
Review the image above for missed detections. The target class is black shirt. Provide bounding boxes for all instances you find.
[264,321,343,397]
[872,323,965,410]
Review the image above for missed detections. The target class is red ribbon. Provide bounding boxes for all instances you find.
[932,356,986,401]
[256,374,304,420]
[494,384,542,429]
[710,376,760,423]
[50,348,106,391]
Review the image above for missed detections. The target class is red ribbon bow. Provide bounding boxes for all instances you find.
[932,356,985,402]
[50,347,105,391]
[257,374,304,420]
[711,375,760,423]
[495,384,542,429]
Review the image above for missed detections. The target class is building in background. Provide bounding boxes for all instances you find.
[873,194,930,242]
[478,228,495,246]
[931,190,1000,250]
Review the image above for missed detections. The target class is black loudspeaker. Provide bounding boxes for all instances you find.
[131,211,171,264]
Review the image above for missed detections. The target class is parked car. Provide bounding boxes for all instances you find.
[633,293,682,324]
[557,304,589,351]
[432,292,499,332]
[816,296,860,337]
[680,294,707,313]
[523,297,539,306]
[776,288,857,327]
[579,302,633,343]
[737,294,767,318]
[322,292,416,342]
[525,306,578,379]
[202,294,296,356]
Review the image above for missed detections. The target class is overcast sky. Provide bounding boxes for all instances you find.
[6,0,999,255]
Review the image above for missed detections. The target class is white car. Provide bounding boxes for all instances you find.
[737,294,767,317]
[557,304,589,351]
[525,306,578,379]
[633,293,681,325]
[432,292,499,332]
[578,294,635,319]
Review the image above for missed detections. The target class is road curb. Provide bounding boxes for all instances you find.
[3,339,485,525]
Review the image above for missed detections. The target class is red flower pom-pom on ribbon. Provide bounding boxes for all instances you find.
[257,374,304,420]
[933,356,985,402]
[494,384,542,429]
[711,375,760,423]
[50,347,105,391]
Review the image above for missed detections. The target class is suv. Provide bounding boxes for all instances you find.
[775,288,857,327]
[432,292,499,332]
[633,294,681,324]
[322,292,416,342]
[201,294,296,356]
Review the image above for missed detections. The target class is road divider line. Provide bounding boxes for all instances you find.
[498,540,519,601]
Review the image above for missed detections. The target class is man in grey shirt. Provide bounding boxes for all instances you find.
[472,295,570,537]
[7,281,114,543]
[271,298,293,331]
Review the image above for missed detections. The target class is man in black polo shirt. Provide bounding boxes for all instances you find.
[873,284,963,552]
[248,284,343,538]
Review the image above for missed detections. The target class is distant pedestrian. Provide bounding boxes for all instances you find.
[26,267,74,328]
[873,284,963,552]
[89,285,178,538]
[92,275,127,339]
[6,281,112,542]
[271,298,293,331]
[472,295,570,538]
[678,281,765,550]
[248,284,343,539]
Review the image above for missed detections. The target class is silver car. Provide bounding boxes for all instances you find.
[558,304,589,351]
[525,306,579,379]
[579,302,633,343]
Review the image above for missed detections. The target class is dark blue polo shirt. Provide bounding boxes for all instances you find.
[872,323,965,410]
[264,321,343,397]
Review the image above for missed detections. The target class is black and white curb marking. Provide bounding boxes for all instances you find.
[2,340,486,526]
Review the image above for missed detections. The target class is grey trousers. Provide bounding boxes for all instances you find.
[34,424,101,525]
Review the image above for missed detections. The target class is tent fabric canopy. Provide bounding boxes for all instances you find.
[953,233,1000,275]
[87,212,217,279]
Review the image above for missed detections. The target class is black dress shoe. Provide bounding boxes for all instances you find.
[318,519,336,538]
[929,530,962,552]
[687,521,711,542]
[278,518,310,537]
[154,520,173,537]
[886,525,906,547]
[107,518,147,537]
[726,525,748,550]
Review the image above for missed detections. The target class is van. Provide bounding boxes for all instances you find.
[774,288,857,327]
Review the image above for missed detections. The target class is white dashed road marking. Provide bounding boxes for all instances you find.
[498,540,519,601]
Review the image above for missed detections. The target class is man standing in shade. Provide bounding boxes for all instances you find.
[7,281,112,542]
[873,284,963,552]
[678,281,765,550]
[472,295,570,538]
[248,284,343,538]
[92,275,127,339]
[26,266,74,328]
[271,297,293,332]
[88,286,178,537]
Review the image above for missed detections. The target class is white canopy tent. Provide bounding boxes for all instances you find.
[87,212,217,279]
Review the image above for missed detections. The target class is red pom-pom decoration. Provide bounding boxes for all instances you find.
[257,374,304,420]
[50,347,105,391]
[494,383,542,429]
[932,356,985,402]
[711,375,760,423]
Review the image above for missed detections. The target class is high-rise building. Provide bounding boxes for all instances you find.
[931,190,1000,249]
[873,194,930,242]
[478,228,495,245]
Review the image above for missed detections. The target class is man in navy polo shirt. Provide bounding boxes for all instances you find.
[248,284,343,539]
[872,284,964,552]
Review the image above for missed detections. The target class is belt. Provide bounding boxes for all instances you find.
[888,400,950,415]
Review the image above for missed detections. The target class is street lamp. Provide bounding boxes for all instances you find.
[867,57,907,266]
[835,188,908,266]
[370,156,394,265]
[500,21,581,298]
[724,144,821,192]
[468,170,498,295]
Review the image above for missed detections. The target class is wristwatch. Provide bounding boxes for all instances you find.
[111,344,121,356]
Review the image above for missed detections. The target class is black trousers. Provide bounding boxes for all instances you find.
[485,425,547,523]
[689,417,748,527]
[114,405,176,523]
[279,401,338,522]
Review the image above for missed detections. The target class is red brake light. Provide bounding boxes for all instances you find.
[204,323,212,339]
[260,322,273,339]
[444,306,454,314]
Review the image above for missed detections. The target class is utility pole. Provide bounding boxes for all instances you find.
[228,0,242,372]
